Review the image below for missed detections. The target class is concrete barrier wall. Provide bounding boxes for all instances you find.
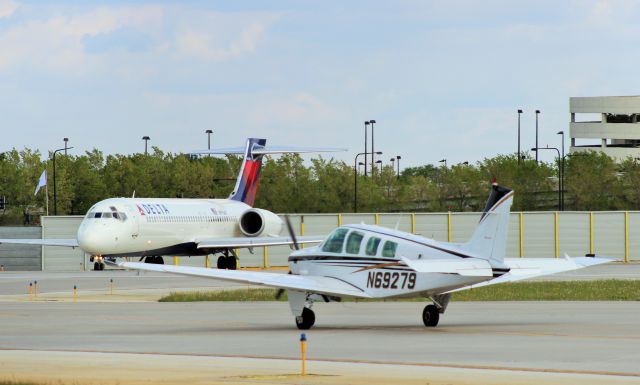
[2,210,638,271]
[0,227,41,270]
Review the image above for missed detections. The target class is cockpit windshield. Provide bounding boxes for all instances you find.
[86,210,128,221]
[321,228,348,253]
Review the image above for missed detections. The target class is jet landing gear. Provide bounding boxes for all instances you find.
[143,256,164,264]
[422,293,451,327]
[216,250,237,270]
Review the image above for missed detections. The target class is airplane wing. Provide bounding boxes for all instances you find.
[0,238,79,247]
[196,235,323,249]
[115,261,371,299]
[445,255,612,293]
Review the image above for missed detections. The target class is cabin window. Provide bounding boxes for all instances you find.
[345,231,364,254]
[321,228,348,253]
[365,237,381,256]
[382,240,398,258]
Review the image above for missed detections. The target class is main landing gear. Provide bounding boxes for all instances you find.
[422,293,451,327]
[216,250,237,270]
[143,256,164,264]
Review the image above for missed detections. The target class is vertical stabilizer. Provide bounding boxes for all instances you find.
[463,183,514,269]
[229,138,267,206]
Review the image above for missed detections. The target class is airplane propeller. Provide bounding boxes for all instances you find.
[275,215,298,300]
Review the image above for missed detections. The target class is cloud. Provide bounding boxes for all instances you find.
[0,5,279,73]
[0,0,18,18]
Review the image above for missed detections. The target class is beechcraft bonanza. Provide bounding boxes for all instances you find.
[113,183,611,329]
[0,138,342,270]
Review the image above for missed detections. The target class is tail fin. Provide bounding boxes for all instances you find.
[229,138,267,206]
[462,183,514,269]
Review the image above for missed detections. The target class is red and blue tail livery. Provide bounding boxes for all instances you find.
[229,138,267,206]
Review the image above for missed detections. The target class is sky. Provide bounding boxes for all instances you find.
[2,0,640,168]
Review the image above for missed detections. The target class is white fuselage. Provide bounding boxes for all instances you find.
[288,224,492,298]
[77,198,283,257]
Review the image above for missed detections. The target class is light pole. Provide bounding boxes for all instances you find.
[375,160,382,174]
[205,129,213,150]
[557,131,565,210]
[535,110,540,163]
[364,121,369,177]
[142,136,150,155]
[531,147,561,210]
[439,159,447,169]
[369,120,377,176]
[354,151,381,212]
[517,109,523,164]
[53,146,73,215]
[63,138,69,156]
[396,155,401,179]
[390,158,395,174]
[358,162,365,174]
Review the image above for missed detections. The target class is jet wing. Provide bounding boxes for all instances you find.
[0,238,79,247]
[196,235,323,249]
[115,261,371,299]
[445,255,612,293]
[400,257,493,276]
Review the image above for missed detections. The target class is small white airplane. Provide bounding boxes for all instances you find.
[113,182,611,329]
[0,138,340,270]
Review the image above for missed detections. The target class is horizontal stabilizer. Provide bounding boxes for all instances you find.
[190,146,346,156]
[115,261,371,299]
[401,257,493,276]
[196,235,323,249]
[445,255,613,293]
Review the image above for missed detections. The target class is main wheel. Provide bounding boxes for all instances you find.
[99,262,105,271]
[422,304,440,327]
[226,256,237,270]
[295,307,315,330]
[217,256,227,269]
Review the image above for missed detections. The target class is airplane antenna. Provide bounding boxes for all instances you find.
[132,190,136,198]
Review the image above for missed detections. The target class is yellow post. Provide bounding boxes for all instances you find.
[300,216,305,249]
[73,285,77,303]
[205,255,210,268]
[625,211,629,263]
[300,333,307,376]
[263,246,269,268]
[173,256,179,266]
[337,214,342,227]
[554,212,559,258]
[589,212,594,255]
[447,212,452,242]
[519,212,524,258]
[28,282,33,301]
[411,213,416,234]
[34,281,37,297]
[375,213,379,225]
[109,279,113,295]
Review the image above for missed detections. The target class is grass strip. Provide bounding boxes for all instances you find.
[159,279,640,302]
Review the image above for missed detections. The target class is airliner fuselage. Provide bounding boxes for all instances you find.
[77,198,283,257]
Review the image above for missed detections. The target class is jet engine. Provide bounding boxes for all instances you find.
[238,208,283,237]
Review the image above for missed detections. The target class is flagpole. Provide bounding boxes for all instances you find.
[45,176,49,216]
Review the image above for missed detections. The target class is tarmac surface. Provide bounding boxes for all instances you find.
[0,263,639,384]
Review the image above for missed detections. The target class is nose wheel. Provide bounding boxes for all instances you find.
[295,307,315,330]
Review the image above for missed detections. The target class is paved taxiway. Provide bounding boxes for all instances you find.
[1,301,639,381]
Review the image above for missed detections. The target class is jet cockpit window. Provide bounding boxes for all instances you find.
[365,237,381,256]
[102,212,112,218]
[345,231,364,254]
[94,212,102,218]
[382,240,398,258]
[321,228,348,253]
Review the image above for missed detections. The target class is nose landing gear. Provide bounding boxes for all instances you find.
[90,256,105,271]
